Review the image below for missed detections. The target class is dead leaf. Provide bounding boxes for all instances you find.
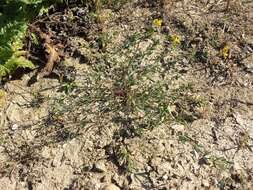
[42,43,59,75]
[29,25,61,78]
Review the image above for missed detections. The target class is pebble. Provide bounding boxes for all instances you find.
[170,124,185,132]
[11,124,19,130]
[202,179,209,187]
[162,174,169,181]
[93,161,107,173]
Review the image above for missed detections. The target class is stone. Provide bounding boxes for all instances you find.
[11,124,19,130]
[162,174,169,181]
[93,161,107,173]
[6,103,24,123]
[170,124,185,132]
[202,179,209,187]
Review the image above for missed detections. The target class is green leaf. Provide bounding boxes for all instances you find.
[0,65,10,78]
[4,56,35,73]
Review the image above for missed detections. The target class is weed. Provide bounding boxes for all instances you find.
[31,16,204,173]
[178,133,192,144]
[62,82,77,94]
[46,28,199,144]
[114,145,134,171]
[238,131,250,149]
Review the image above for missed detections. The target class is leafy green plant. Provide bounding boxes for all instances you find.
[62,82,77,94]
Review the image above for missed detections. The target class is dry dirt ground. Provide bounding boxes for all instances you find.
[0,0,253,189]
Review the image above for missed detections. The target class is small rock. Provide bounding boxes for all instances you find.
[11,124,19,130]
[170,124,185,132]
[93,161,107,173]
[6,104,23,123]
[162,174,169,181]
[101,184,120,190]
[182,58,189,64]
[202,179,209,187]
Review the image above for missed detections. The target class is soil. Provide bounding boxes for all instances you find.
[0,0,253,190]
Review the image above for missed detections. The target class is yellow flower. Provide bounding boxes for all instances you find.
[153,18,162,27]
[171,34,181,47]
[223,45,230,60]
